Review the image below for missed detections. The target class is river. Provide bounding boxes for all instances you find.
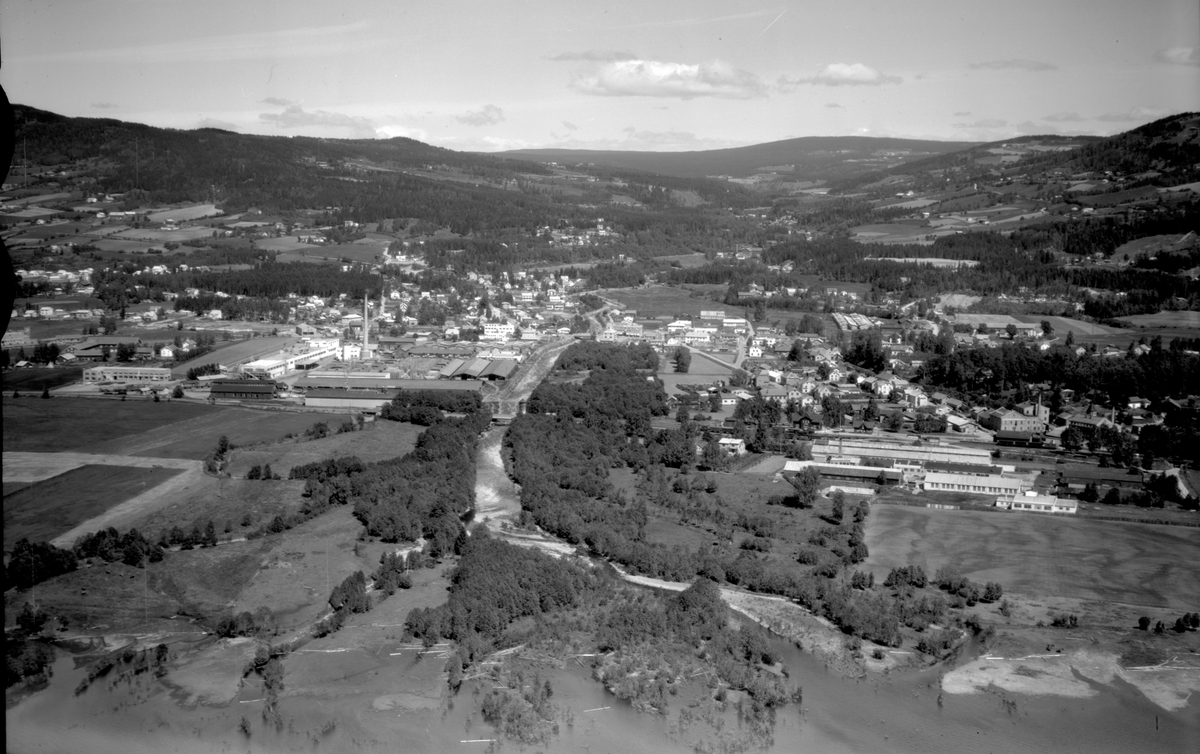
[467,366,1199,753]
[8,341,1197,753]
[470,438,1199,753]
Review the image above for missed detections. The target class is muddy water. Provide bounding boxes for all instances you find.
[466,415,1200,752]
[473,427,520,526]
[763,637,1199,754]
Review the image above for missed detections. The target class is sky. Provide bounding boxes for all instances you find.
[3,0,1199,152]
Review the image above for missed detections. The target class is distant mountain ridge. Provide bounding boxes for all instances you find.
[496,136,980,182]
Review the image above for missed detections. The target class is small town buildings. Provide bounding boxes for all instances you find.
[718,437,747,455]
[209,380,277,400]
[981,409,1045,434]
[83,366,172,382]
[923,472,1024,496]
[995,491,1078,514]
[303,387,397,412]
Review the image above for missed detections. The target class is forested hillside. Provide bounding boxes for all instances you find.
[500,135,978,181]
[831,113,1200,194]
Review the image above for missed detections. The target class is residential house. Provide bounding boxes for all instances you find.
[718,437,747,456]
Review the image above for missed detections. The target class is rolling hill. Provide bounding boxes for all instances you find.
[495,136,980,182]
[829,113,1200,195]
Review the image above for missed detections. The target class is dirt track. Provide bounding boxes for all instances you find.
[0,452,213,548]
[3,451,196,484]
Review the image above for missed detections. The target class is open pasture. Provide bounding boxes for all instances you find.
[2,366,85,392]
[2,397,221,453]
[84,406,356,459]
[3,464,184,550]
[1117,311,1200,329]
[274,251,342,264]
[111,226,214,243]
[255,236,318,252]
[224,419,423,479]
[89,237,157,253]
[1012,315,1127,338]
[605,285,724,318]
[656,350,735,395]
[124,475,304,545]
[863,505,1200,609]
[656,252,710,267]
[147,203,220,222]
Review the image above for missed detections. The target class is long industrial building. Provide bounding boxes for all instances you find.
[922,472,1025,496]
[812,437,993,468]
[83,366,172,382]
[303,388,399,412]
[782,460,904,486]
[240,340,341,379]
[296,375,484,392]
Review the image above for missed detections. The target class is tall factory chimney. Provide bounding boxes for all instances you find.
[362,295,369,355]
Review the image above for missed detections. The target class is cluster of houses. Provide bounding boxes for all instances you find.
[598,309,752,350]
[537,218,621,247]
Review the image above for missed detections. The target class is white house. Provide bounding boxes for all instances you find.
[718,437,747,455]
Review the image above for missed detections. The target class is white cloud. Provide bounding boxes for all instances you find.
[1096,107,1168,123]
[1154,46,1199,66]
[778,63,901,89]
[572,59,766,99]
[952,118,1008,129]
[1044,112,1084,122]
[550,50,637,62]
[15,21,376,64]
[259,104,378,139]
[969,59,1056,71]
[260,97,297,107]
[376,124,429,141]
[196,118,240,131]
[456,104,505,127]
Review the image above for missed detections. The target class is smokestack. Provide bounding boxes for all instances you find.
[363,296,369,354]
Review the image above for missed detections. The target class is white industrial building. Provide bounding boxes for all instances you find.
[240,341,341,380]
[995,491,1078,514]
[83,366,173,382]
[923,472,1025,496]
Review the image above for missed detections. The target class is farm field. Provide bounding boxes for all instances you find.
[2,397,354,459]
[604,285,725,318]
[90,237,157,253]
[1,397,223,453]
[111,227,213,243]
[274,251,346,264]
[146,203,220,222]
[863,505,1200,609]
[1116,310,1200,329]
[256,236,317,252]
[223,419,423,479]
[656,350,734,395]
[84,406,356,459]
[3,464,184,550]
[2,366,85,392]
[655,252,710,268]
[1011,314,1127,337]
